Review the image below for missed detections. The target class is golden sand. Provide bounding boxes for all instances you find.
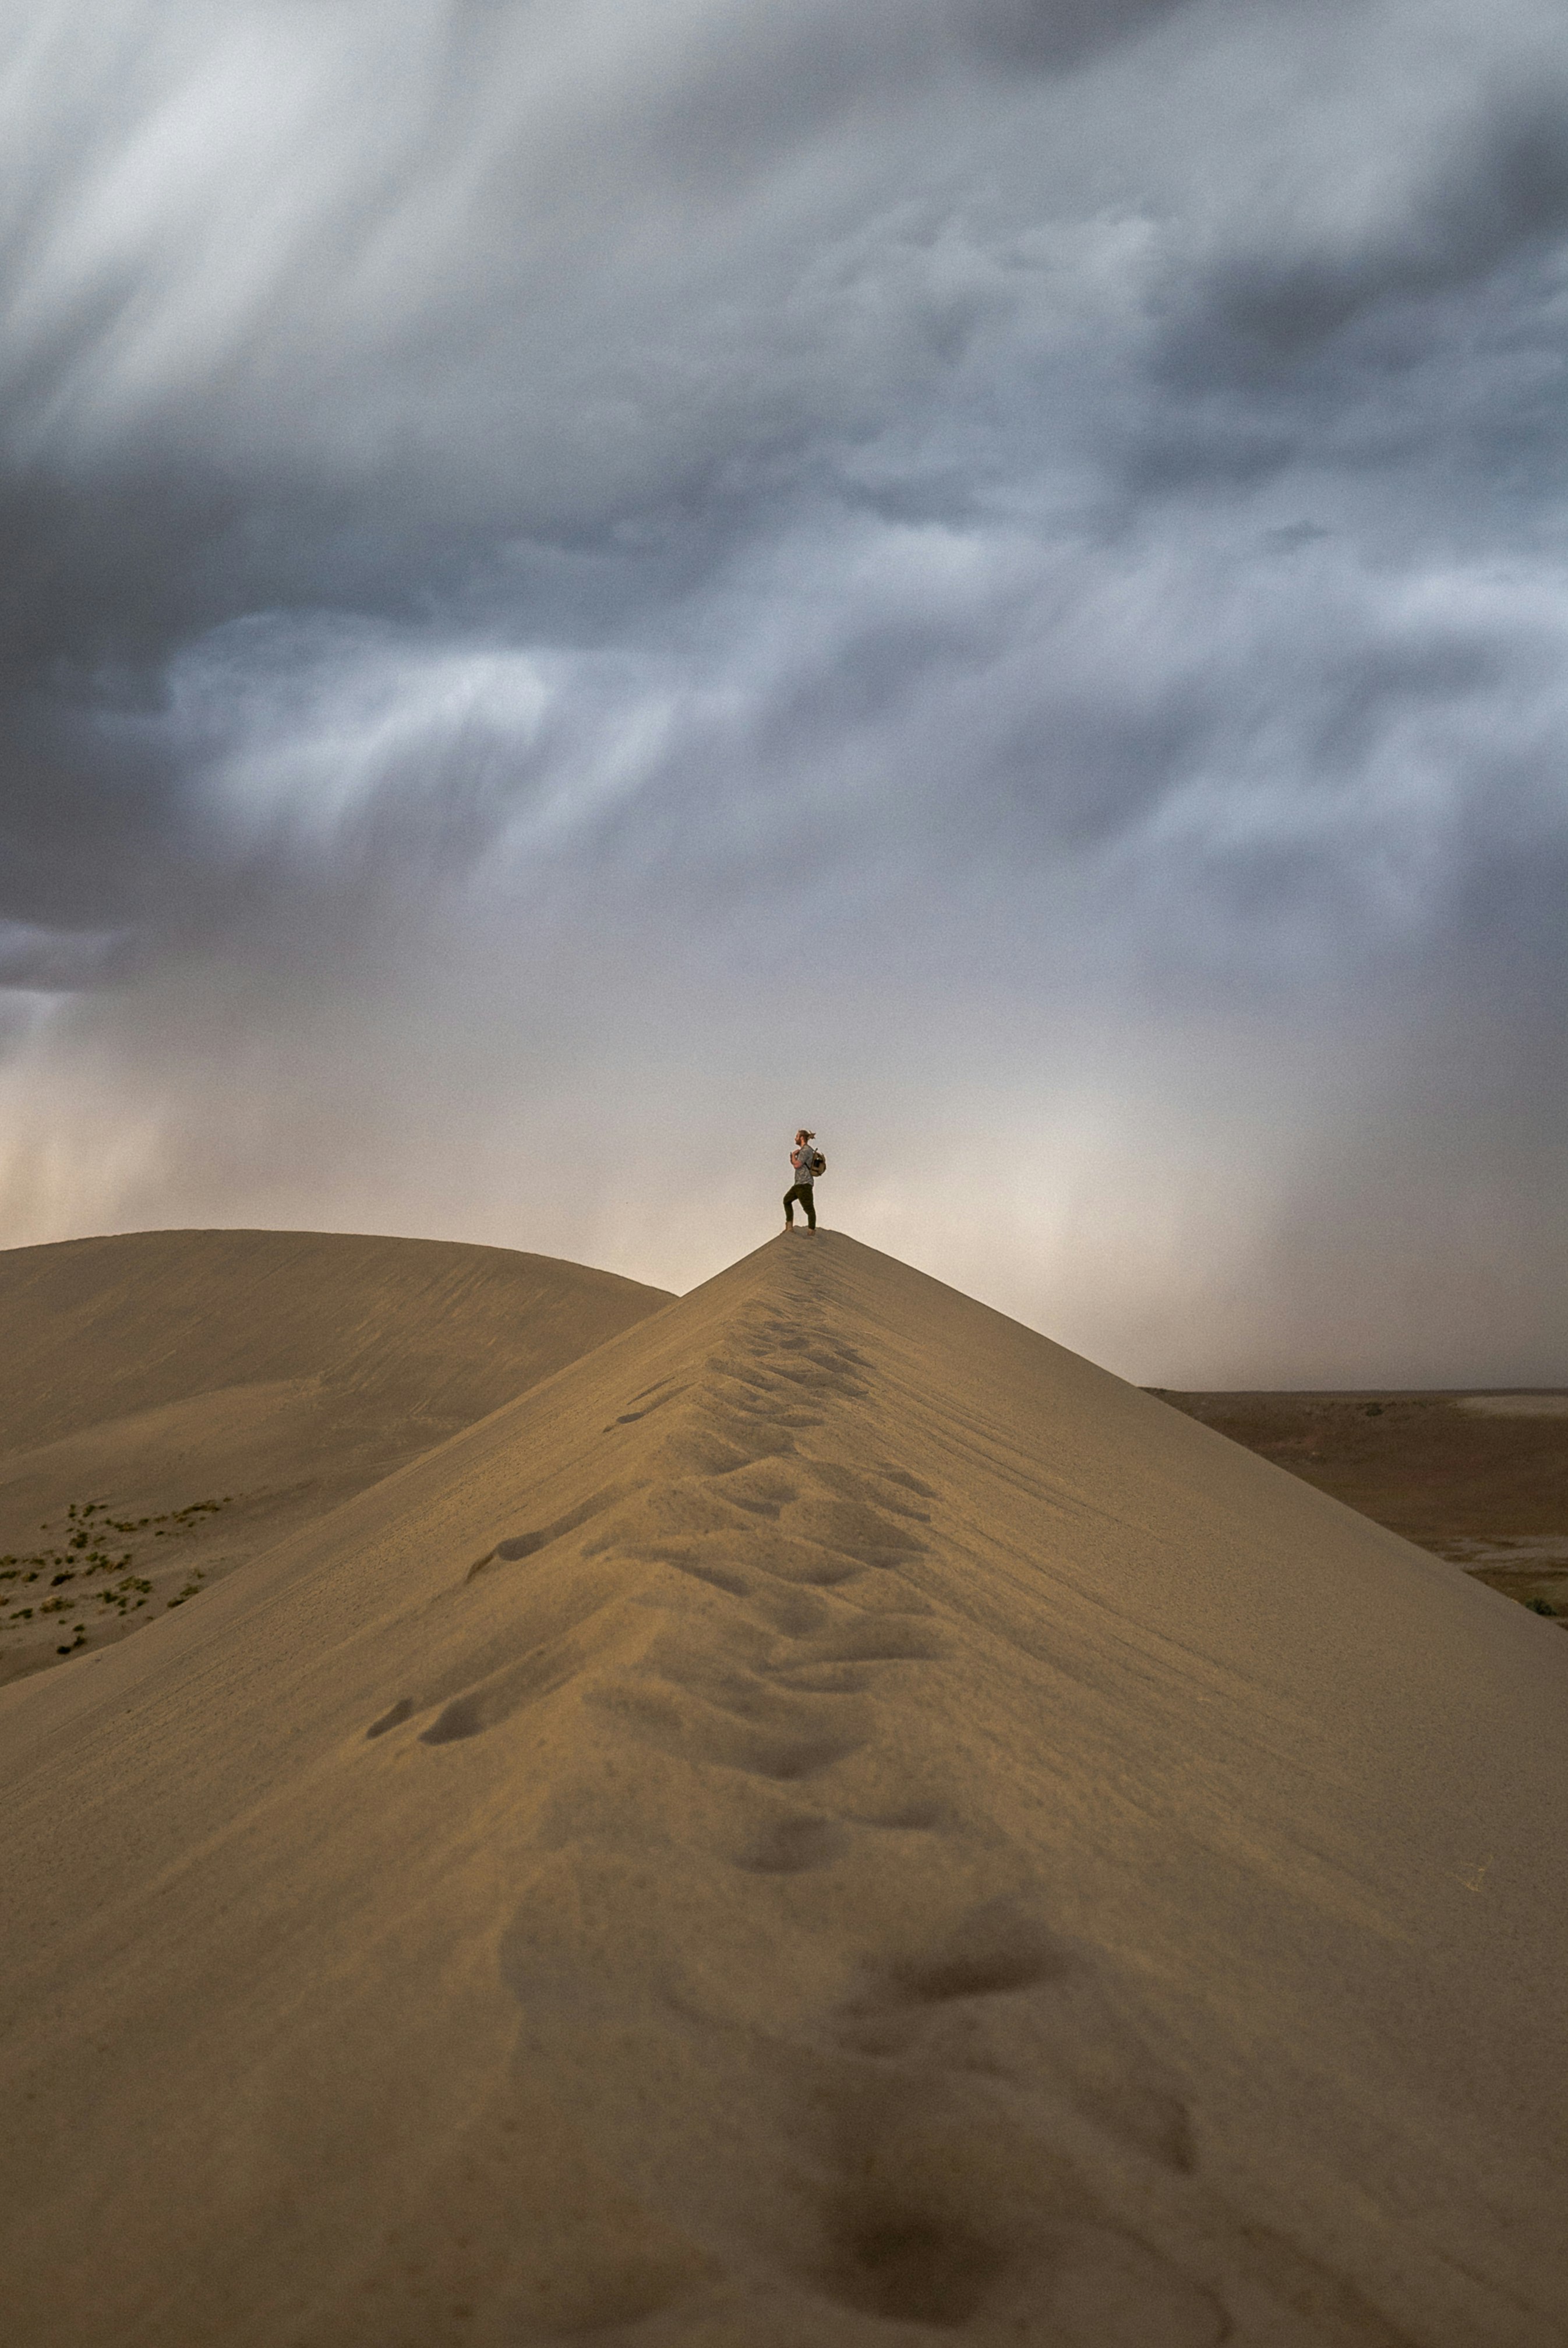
[2,1232,1564,2344]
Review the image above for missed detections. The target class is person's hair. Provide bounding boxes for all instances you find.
[796,1128,814,1140]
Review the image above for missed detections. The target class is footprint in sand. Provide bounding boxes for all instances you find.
[588,1678,869,1782]
[732,1811,850,1874]
[796,1898,1226,2341]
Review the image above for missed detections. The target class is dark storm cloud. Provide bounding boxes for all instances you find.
[0,0,1565,1375]
[1163,96,1568,382]
[959,0,1196,73]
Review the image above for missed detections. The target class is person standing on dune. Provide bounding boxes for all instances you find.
[784,1129,823,1232]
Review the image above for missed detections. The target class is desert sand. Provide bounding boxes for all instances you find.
[2,1231,1565,2345]
[0,1229,670,1682]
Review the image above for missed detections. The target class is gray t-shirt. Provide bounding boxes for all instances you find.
[790,1145,814,1185]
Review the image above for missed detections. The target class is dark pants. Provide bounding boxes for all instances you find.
[783,1183,816,1229]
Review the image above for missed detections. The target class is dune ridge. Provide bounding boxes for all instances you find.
[2,1232,1565,2345]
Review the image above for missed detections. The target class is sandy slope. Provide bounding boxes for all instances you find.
[0,1231,671,1681]
[2,1233,1565,2346]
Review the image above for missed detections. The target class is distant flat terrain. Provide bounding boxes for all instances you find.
[1157,1388,1568,1620]
[0,1229,672,1683]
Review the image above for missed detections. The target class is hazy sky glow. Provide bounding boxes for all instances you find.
[2,0,1566,1383]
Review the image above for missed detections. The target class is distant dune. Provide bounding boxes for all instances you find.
[0,1229,672,1682]
[2,1233,1565,2344]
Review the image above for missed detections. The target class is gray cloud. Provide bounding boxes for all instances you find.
[958,0,1193,72]
[0,0,1564,1379]
[0,917,142,990]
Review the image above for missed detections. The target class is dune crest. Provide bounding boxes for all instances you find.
[2,1233,1565,2344]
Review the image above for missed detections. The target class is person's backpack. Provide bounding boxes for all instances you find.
[809,1150,827,1176]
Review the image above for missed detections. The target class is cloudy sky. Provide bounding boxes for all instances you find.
[2,0,1565,1384]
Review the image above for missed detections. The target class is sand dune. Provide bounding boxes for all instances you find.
[0,1230,671,1681]
[2,1233,1565,2345]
